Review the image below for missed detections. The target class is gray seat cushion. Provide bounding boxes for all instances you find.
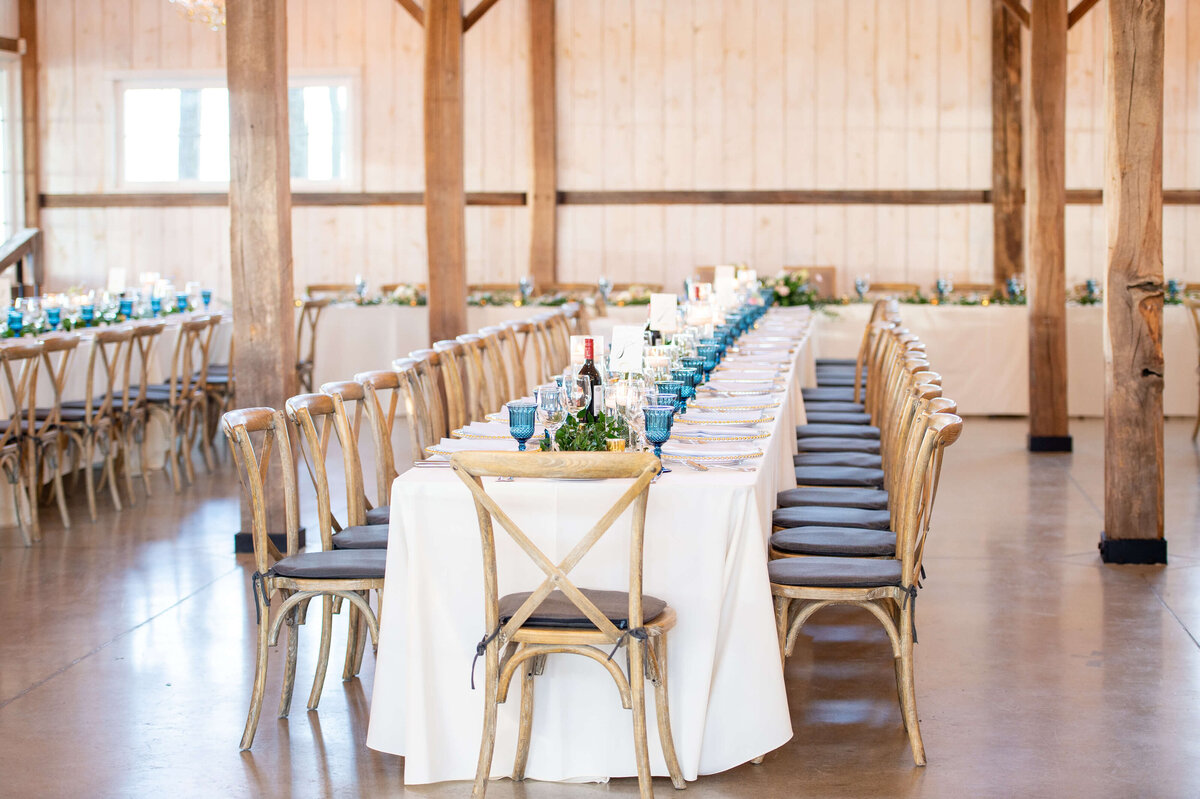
[774,504,891,529]
[365,505,390,526]
[498,588,666,630]
[801,401,865,413]
[816,358,856,367]
[35,406,90,423]
[804,412,873,425]
[796,423,881,439]
[797,437,881,454]
[794,451,883,469]
[331,524,389,550]
[777,486,889,510]
[772,527,895,557]
[816,375,857,387]
[269,549,386,580]
[802,387,855,402]
[794,465,885,488]
[769,555,902,588]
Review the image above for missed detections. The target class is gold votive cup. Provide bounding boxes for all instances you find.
[605,438,627,452]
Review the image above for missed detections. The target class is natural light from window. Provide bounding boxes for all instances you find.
[120,81,349,185]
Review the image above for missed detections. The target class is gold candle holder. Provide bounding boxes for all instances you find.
[605,438,627,452]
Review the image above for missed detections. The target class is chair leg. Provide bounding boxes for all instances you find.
[512,656,537,781]
[651,635,686,790]
[628,641,654,799]
[10,471,32,546]
[103,434,123,513]
[121,424,138,505]
[51,441,71,529]
[278,602,299,718]
[25,441,40,542]
[471,649,501,799]
[1192,410,1199,441]
[308,595,334,711]
[774,595,791,668]
[341,603,360,681]
[351,591,370,674]
[897,604,926,766]
[195,398,216,473]
[240,597,271,750]
[137,418,157,496]
[83,436,98,522]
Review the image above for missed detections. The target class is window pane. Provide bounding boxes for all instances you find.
[123,89,182,182]
[197,88,230,181]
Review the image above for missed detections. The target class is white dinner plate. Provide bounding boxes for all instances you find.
[425,438,519,456]
[690,394,783,411]
[671,425,771,443]
[674,410,773,426]
[454,421,548,440]
[700,380,783,395]
[660,441,763,464]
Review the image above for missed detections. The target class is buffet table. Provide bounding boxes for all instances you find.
[366,307,816,785]
[812,303,1198,417]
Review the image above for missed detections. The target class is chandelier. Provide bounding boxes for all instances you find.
[168,0,225,31]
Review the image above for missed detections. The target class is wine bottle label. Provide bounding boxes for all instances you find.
[584,337,594,359]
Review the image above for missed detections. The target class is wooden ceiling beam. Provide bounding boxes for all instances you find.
[395,0,425,26]
[463,0,504,33]
[1068,0,1102,29]
[1000,0,1031,27]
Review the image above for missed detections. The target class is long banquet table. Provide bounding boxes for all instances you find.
[813,303,1198,417]
[366,307,816,785]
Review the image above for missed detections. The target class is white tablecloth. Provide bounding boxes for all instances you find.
[812,303,1198,417]
[366,307,814,785]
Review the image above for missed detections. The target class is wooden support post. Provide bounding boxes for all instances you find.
[528,0,556,288]
[992,0,1023,289]
[19,0,38,231]
[1100,0,1166,564]
[424,0,468,345]
[227,0,300,553]
[1027,0,1071,452]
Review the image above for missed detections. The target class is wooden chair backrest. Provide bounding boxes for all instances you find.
[450,451,660,645]
[222,407,297,572]
[381,282,427,295]
[867,281,921,298]
[613,282,663,293]
[477,326,514,405]
[125,321,165,414]
[287,390,364,543]
[81,327,133,427]
[393,357,439,458]
[306,283,357,299]
[944,281,996,296]
[1183,296,1200,349]
[898,413,964,588]
[0,340,41,451]
[296,297,332,392]
[694,267,716,284]
[499,321,531,397]
[34,332,80,433]
[432,339,469,432]
[456,334,492,422]
[468,283,520,293]
[319,380,373,518]
[355,369,403,502]
[164,315,216,406]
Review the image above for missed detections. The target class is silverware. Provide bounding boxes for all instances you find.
[684,460,709,472]
[413,460,452,468]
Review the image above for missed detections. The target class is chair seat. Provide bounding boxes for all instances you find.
[794,451,883,469]
[34,406,90,423]
[331,524,389,550]
[802,387,855,402]
[269,549,386,580]
[774,504,892,530]
[498,588,666,631]
[796,423,881,439]
[365,505,391,526]
[777,485,889,510]
[771,527,895,557]
[804,412,873,425]
[797,436,881,454]
[769,555,902,588]
[800,401,865,413]
[815,375,858,388]
[815,357,856,368]
[794,465,885,488]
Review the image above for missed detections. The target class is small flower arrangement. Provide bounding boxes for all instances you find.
[385,283,427,306]
[607,285,653,306]
[538,412,629,451]
[467,291,520,307]
[763,271,823,308]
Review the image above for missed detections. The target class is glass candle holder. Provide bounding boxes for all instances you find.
[506,402,537,452]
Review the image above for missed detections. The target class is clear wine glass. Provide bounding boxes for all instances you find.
[563,374,591,418]
[536,386,567,450]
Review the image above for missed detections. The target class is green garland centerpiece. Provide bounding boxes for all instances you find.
[538,412,630,452]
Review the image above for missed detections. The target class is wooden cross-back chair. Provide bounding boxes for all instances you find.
[57,327,130,521]
[401,351,450,446]
[119,321,165,501]
[1184,296,1200,440]
[449,450,685,798]
[296,297,332,393]
[430,340,470,433]
[31,332,80,530]
[319,379,392,527]
[145,315,218,492]
[562,301,591,335]
[306,283,358,300]
[392,357,440,459]
[354,369,406,514]
[222,407,385,751]
[456,333,494,422]
[865,281,921,299]
[770,412,964,768]
[0,340,43,545]
[477,326,515,404]
[380,282,427,295]
[502,319,538,391]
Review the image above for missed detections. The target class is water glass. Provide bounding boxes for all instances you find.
[151,297,162,315]
[201,289,213,309]
[562,373,591,418]
[536,386,567,450]
[47,308,61,330]
[643,405,675,462]
[80,304,95,325]
[672,368,698,405]
[507,402,537,451]
[656,380,685,415]
[696,345,719,380]
[119,297,134,318]
[7,309,22,334]
[175,292,189,312]
[680,356,706,385]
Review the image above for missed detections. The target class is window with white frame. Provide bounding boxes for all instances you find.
[0,56,20,238]
[117,77,353,186]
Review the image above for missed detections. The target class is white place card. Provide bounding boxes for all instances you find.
[106,268,127,293]
[715,264,737,284]
[608,325,645,373]
[715,275,738,309]
[648,293,677,332]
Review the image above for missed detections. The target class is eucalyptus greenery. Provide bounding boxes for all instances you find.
[538,412,630,452]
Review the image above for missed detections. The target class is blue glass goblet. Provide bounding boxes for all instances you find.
[175,292,189,312]
[696,344,719,380]
[47,308,61,330]
[672,367,698,409]
[119,298,134,318]
[643,405,675,464]
[151,297,162,316]
[507,402,537,451]
[7,309,23,335]
[80,304,95,325]
[655,380,683,415]
[202,289,213,309]
[681,356,706,385]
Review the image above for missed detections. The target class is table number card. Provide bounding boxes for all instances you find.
[715,275,738,309]
[107,268,127,293]
[714,264,737,285]
[608,325,645,373]
[648,293,677,332]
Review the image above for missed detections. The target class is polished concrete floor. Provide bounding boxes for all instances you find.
[2,418,1199,797]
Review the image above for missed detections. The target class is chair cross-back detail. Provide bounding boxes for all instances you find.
[392,357,438,459]
[354,370,404,508]
[148,315,218,491]
[450,450,685,799]
[223,407,385,750]
[119,321,165,501]
[32,332,80,529]
[296,298,332,393]
[0,340,43,545]
[499,321,531,398]
[1184,296,1200,440]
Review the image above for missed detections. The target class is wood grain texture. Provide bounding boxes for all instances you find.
[395,0,425,26]
[463,0,503,33]
[992,0,1023,286]
[1104,0,1165,541]
[424,0,468,344]
[40,192,524,207]
[226,0,296,412]
[19,0,37,228]
[527,0,555,286]
[1028,0,1069,440]
[1067,0,1102,28]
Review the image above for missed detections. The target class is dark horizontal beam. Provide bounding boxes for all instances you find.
[0,37,20,53]
[999,0,1031,27]
[558,189,994,205]
[1067,0,1102,29]
[40,192,526,208]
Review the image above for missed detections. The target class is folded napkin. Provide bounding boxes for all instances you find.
[429,437,519,454]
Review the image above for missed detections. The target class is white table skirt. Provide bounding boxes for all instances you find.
[366,307,813,785]
[812,303,1199,417]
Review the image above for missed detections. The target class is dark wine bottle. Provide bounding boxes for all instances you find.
[578,337,602,422]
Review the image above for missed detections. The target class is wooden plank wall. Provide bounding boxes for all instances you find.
[22,0,1200,299]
